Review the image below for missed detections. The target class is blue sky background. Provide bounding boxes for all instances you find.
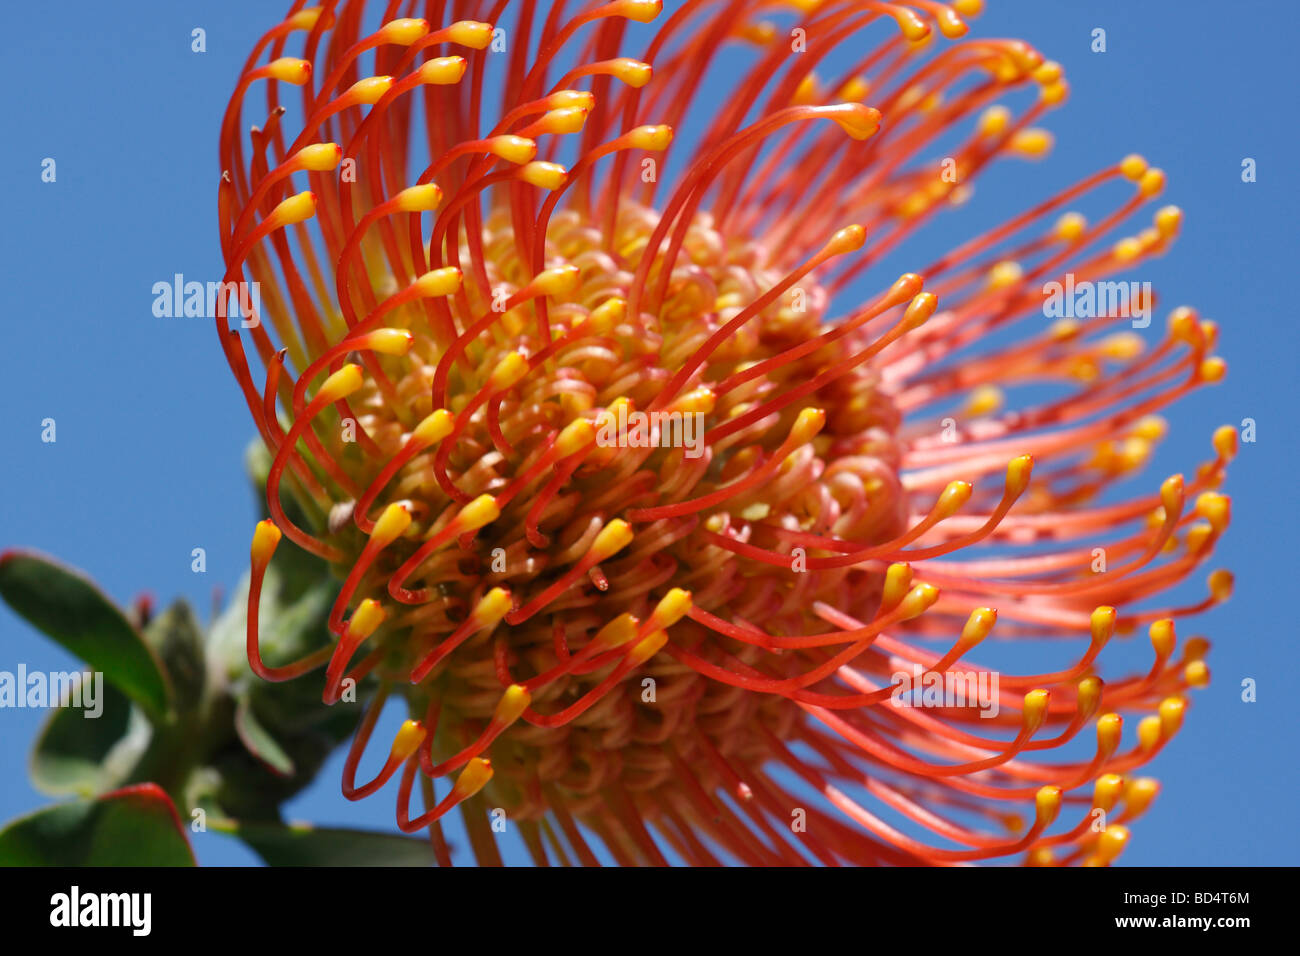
[1,0,1296,866]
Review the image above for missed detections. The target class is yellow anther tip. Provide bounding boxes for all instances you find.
[961,607,997,645]
[1208,569,1234,601]
[316,363,364,404]
[519,161,568,190]
[457,494,501,532]
[453,757,494,798]
[1138,167,1166,197]
[473,588,513,627]
[298,143,343,172]
[1006,454,1034,493]
[1090,606,1117,645]
[628,629,669,666]
[615,0,663,24]
[651,588,693,629]
[489,350,530,391]
[365,328,414,356]
[412,266,463,298]
[611,58,654,87]
[348,76,395,105]
[827,103,881,141]
[493,684,532,725]
[346,599,387,640]
[592,519,634,559]
[270,190,317,227]
[1035,786,1063,825]
[1149,619,1176,658]
[487,135,537,165]
[390,719,427,761]
[396,183,443,212]
[379,17,429,45]
[1119,154,1148,181]
[418,56,467,85]
[372,502,413,545]
[251,520,282,565]
[265,58,312,85]
[412,408,455,446]
[446,20,493,49]
[827,224,867,255]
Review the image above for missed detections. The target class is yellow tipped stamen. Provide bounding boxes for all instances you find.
[956,608,995,651]
[251,519,282,566]
[1092,824,1130,865]
[1158,697,1186,738]
[592,613,640,650]
[471,588,513,628]
[897,583,940,621]
[824,103,881,140]
[1094,773,1125,812]
[1077,677,1102,718]
[1091,606,1116,647]
[519,161,568,190]
[627,629,669,667]
[1138,716,1162,752]
[935,480,973,519]
[790,407,827,445]
[378,18,430,45]
[1023,690,1050,733]
[363,329,415,356]
[390,719,427,761]
[489,350,530,391]
[1096,713,1123,752]
[486,135,537,164]
[265,58,312,85]
[1119,154,1148,181]
[454,494,501,534]
[395,183,443,212]
[371,503,413,548]
[412,267,463,298]
[647,588,692,631]
[451,758,494,799]
[412,409,455,446]
[1208,569,1233,602]
[1138,167,1165,197]
[612,0,663,24]
[417,56,468,85]
[987,260,1022,290]
[269,191,317,228]
[1054,211,1086,242]
[1194,492,1230,534]
[1005,454,1034,494]
[298,143,343,171]
[1035,786,1063,826]
[345,599,387,640]
[493,684,532,725]
[554,419,596,457]
[446,20,493,49]
[589,519,634,562]
[880,563,914,613]
[315,363,364,405]
[609,58,654,87]
[348,76,394,105]
[1149,619,1175,659]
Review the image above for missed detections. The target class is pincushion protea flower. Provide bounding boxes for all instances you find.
[217,0,1234,866]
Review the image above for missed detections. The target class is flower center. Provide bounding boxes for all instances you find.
[313,201,908,819]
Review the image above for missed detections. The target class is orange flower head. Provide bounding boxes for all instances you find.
[219,0,1233,865]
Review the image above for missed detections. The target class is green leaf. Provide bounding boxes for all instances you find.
[0,784,196,866]
[234,695,295,777]
[0,551,171,720]
[143,601,206,712]
[30,680,151,798]
[231,820,438,866]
